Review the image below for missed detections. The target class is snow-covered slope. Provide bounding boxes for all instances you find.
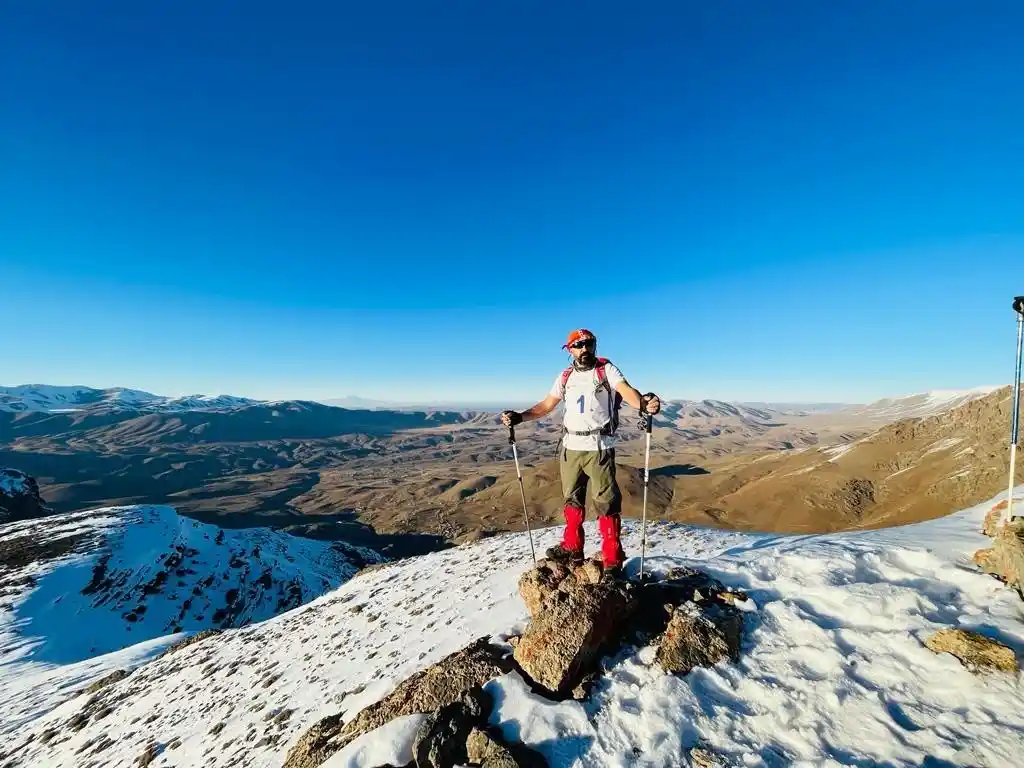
[0,505,382,736]
[5,489,1023,767]
[845,386,1002,422]
[0,385,257,413]
[0,468,30,496]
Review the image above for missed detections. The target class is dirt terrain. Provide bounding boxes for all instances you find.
[2,388,1018,555]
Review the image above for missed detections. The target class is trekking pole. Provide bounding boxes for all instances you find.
[509,426,537,565]
[1004,296,1024,523]
[638,406,654,582]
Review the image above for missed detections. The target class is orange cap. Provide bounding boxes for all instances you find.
[562,328,596,349]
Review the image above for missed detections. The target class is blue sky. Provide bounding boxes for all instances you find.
[2,1,1022,404]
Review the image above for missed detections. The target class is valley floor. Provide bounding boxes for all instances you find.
[4,489,1024,767]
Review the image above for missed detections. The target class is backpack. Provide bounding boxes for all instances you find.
[559,357,623,437]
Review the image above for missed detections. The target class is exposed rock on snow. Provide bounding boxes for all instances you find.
[513,566,636,696]
[516,557,603,619]
[283,637,513,768]
[466,726,548,768]
[655,601,743,675]
[689,746,726,768]
[159,628,223,658]
[973,518,1024,597]
[924,628,1019,673]
[982,499,1007,536]
[515,560,749,694]
[81,668,130,695]
[0,468,49,524]
[412,687,493,768]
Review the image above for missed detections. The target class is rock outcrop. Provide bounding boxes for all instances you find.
[982,500,1008,537]
[0,468,49,524]
[517,557,603,618]
[974,519,1024,598]
[514,561,750,695]
[466,727,548,768]
[282,637,513,768]
[634,567,747,675]
[655,602,743,674]
[514,559,636,696]
[413,688,493,768]
[924,628,1019,673]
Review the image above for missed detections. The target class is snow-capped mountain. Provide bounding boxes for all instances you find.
[3,488,1022,767]
[0,504,382,736]
[842,386,1002,422]
[0,385,258,414]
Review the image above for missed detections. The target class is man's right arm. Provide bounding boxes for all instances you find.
[502,394,560,426]
[519,394,560,422]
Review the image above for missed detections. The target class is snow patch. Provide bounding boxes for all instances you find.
[923,437,965,457]
[322,713,427,767]
[849,387,1002,422]
[823,443,856,462]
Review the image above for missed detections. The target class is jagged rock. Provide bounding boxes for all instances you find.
[656,602,743,675]
[412,688,491,768]
[0,468,49,524]
[574,558,604,586]
[466,726,548,767]
[517,558,606,618]
[973,520,1024,597]
[517,559,571,617]
[689,746,725,767]
[159,629,222,658]
[634,567,740,639]
[514,576,636,695]
[570,671,600,701]
[282,637,512,768]
[82,669,130,695]
[924,628,1019,673]
[982,500,1008,536]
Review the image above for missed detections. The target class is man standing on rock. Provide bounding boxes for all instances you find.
[501,328,661,576]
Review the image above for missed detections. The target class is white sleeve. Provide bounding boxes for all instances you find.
[604,363,627,390]
[550,372,566,399]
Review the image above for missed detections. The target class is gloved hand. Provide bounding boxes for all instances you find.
[500,410,523,427]
[640,393,661,415]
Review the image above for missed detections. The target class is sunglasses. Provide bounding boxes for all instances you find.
[570,339,595,350]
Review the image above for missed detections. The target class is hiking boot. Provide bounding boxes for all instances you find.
[600,564,624,582]
[545,543,584,565]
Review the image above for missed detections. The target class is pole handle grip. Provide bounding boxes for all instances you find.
[1014,296,1024,315]
[508,426,516,445]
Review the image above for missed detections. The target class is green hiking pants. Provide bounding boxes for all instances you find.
[560,446,622,517]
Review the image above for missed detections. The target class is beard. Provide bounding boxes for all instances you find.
[576,350,597,369]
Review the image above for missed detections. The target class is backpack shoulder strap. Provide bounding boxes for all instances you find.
[594,358,610,384]
[559,367,573,399]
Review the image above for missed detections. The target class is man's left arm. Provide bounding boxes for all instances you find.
[613,380,661,414]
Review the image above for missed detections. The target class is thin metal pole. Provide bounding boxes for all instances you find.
[510,427,537,564]
[639,413,653,582]
[1005,298,1024,523]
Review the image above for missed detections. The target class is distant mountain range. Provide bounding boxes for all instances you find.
[0,385,257,414]
[4,383,999,423]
